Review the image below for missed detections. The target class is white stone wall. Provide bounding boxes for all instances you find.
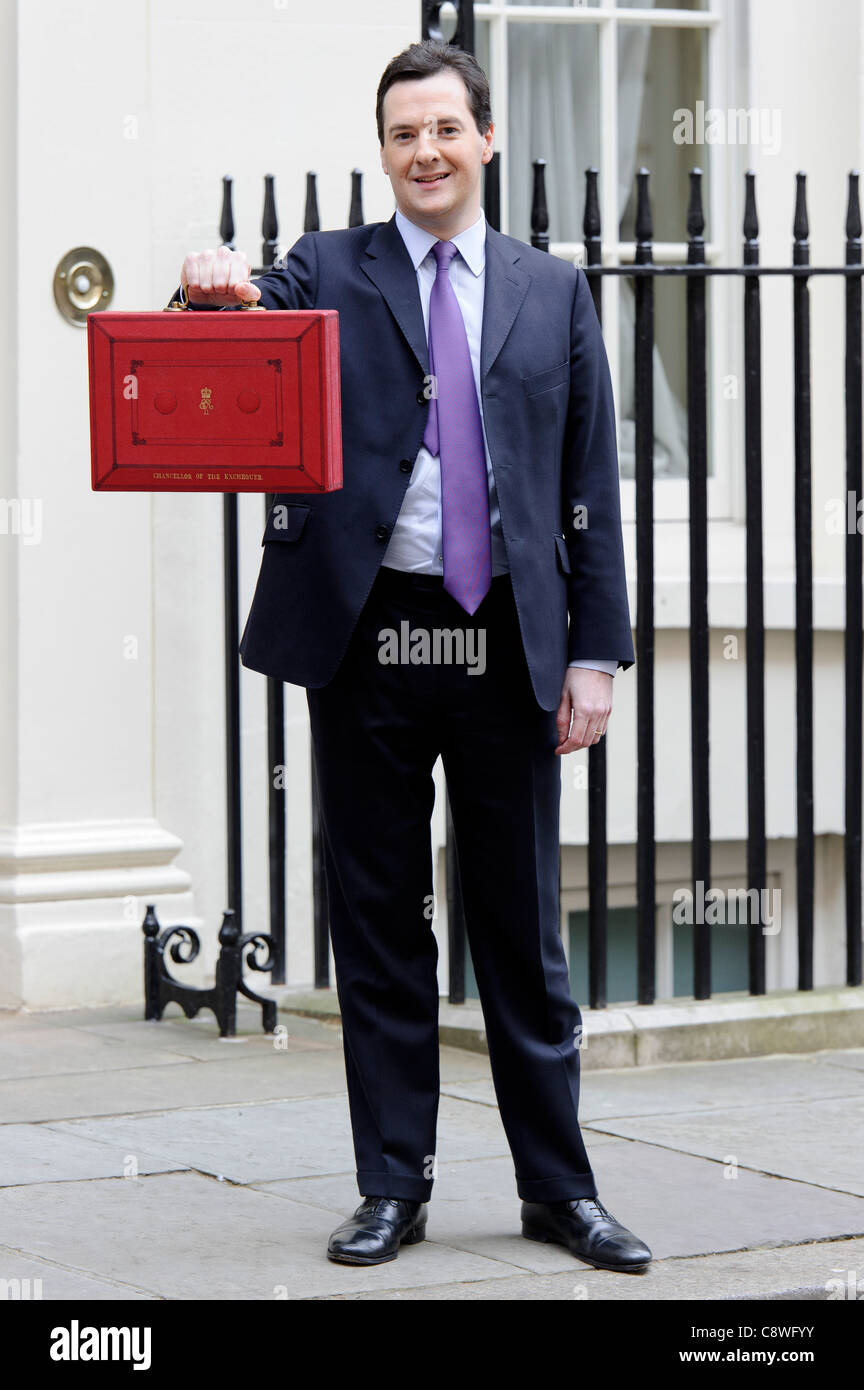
[0,0,861,1007]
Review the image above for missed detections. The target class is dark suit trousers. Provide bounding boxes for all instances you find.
[305,565,599,1203]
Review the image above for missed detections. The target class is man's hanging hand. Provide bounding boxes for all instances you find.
[555,668,613,754]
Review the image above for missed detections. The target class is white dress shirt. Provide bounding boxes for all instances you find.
[386,206,616,677]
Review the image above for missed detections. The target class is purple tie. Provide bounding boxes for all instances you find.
[423,240,491,614]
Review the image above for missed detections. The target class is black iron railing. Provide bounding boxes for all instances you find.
[530,162,862,1007]
[168,0,863,1017]
[194,148,864,1018]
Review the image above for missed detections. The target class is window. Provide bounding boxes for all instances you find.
[567,906,749,1004]
[460,903,750,1005]
[475,0,737,520]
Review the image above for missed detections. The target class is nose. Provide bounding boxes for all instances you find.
[415,127,441,165]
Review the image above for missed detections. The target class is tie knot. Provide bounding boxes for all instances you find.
[431,240,458,272]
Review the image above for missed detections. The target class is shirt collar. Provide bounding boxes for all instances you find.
[394,205,486,277]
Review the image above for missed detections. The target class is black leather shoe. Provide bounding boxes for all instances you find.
[327,1197,427,1265]
[521,1197,652,1272]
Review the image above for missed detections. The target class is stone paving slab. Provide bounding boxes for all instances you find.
[585,1094,864,1197]
[0,1053,350,1125]
[322,1235,864,1301]
[0,1246,156,1301]
[21,1007,492,1075]
[39,1001,340,1059]
[0,1171,526,1300]
[3,1000,863,1302]
[255,1154,651,1273]
[0,1026,195,1081]
[45,1097,359,1185]
[257,1141,864,1266]
[43,1093,521,1186]
[419,1142,864,1264]
[50,1016,295,1063]
[0,1039,494,1123]
[444,1051,864,1120]
[2,1005,149,1027]
[815,1049,864,1074]
[0,1124,187,1188]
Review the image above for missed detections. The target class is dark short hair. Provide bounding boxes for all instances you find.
[376,38,492,146]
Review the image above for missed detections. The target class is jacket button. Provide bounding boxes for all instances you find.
[416,388,428,405]
[399,459,413,473]
[375,524,390,540]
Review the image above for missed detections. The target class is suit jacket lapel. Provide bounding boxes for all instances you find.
[360,215,430,375]
[480,223,531,382]
[360,212,532,383]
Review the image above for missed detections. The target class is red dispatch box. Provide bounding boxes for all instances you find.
[88,309,342,493]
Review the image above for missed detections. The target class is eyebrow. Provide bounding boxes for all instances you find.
[387,115,465,135]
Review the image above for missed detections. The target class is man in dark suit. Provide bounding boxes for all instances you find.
[177,38,650,1273]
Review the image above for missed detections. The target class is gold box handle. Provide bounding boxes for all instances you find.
[165,281,265,311]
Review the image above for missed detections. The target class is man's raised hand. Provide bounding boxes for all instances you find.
[181,247,261,306]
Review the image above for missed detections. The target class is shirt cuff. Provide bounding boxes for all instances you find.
[567,659,617,676]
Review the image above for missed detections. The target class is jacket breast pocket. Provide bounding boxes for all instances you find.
[554,532,572,575]
[262,502,312,545]
[522,360,570,397]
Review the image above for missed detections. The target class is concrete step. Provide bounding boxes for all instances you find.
[277,983,864,1068]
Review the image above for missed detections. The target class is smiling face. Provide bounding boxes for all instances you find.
[379,70,494,239]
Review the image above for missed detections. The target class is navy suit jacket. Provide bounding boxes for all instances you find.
[186,213,635,712]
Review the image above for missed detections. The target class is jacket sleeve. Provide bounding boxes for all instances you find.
[561,267,635,673]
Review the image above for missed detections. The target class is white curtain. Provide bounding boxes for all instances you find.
[505,2,689,478]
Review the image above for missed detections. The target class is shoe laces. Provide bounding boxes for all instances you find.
[364,1197,393,1214]
[580,1198,616,1224]
[363,1197,413,1216]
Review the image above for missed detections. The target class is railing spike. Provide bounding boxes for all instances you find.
[687,167,705,244]
[743,169,759,246]
[846,170,862,245]
[304,171,320,234]
[348,168,364,228]
[261,174,278,270]
[219,175,235,250]
[793,170,810,247]
[531,157,549,253]
[635,167,653,248]
[583,166,601,244]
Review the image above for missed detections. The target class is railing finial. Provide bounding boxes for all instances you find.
[793,170,810,248]
[531,157,549,253]
[304,172,320,234]
[687,167,705,244]
[262,174,278,270]
[743,169,759,247]
[635,167,653,249]
[583,166,601,245]
[845,170,862,246]
[348,168,364,228]
[219,175,235,250]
